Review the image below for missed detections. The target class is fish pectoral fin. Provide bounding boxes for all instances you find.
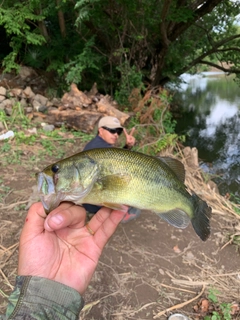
[156,209,190,229]
[102,202,126,211]
[98,174,131,189]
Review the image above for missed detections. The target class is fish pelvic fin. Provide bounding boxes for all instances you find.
[191,193,212,242]
[157,209,190,229]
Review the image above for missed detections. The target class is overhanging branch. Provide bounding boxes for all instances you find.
[200,60,240,73]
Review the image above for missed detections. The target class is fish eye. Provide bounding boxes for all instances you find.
[51,164,60,173]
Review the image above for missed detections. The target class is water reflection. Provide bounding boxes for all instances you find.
[174,73,240,199]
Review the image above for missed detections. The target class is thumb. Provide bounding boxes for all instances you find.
[20,202,46,241]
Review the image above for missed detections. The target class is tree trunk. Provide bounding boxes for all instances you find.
[56,0,66,38]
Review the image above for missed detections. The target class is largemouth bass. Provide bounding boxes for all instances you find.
[37,148,212,241]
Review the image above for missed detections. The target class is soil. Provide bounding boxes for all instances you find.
[1,136,240,320]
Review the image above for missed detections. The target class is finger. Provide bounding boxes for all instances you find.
[123,128,128,137]
[44,202,86,231]
[20,202,47,241]
[91,207,127,249]
[129,127,135,136]
[87,206,128,234]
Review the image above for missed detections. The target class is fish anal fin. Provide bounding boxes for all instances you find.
[157,157,185,183]
[156,209,190,229]
[102,202,126,211]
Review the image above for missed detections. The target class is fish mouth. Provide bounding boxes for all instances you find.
[37,172,58,213]
[37,172,55,196]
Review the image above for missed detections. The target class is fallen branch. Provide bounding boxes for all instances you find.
[153,285,205,319]
[160,283,196,294]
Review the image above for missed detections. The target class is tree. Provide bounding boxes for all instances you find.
[1,0,240,95]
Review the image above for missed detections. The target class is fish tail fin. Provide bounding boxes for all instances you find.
[191,193,212,241]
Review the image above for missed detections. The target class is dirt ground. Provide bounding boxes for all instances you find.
[1,137,240,320]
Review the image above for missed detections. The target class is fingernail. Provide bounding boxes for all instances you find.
[50,214,63,225]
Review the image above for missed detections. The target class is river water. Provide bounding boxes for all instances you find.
[173,72,240,201]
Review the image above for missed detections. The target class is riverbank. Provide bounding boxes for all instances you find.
[1,132,240,319]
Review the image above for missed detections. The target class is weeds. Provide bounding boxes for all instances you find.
[0,110,9,130]
[128,87,185,155]
[230,193,240,206]
[0,179,11,203]
[204,288,232,320]
[10,102,31,129]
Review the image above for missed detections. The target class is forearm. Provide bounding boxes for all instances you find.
[4,276,84,320]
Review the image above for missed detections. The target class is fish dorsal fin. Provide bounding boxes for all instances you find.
[97,174,131,190]
[157,157,185,182]
[156,209,190,229]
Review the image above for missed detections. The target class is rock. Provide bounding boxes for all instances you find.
[32,99,41,111]
[20,98,28,108]
[0,77,131,133]
[23,86,35,99]
[1,99,13,109]
[38,105,48,113]
[18,66,38,80]
[9,88,22,98]
[25,107,33,113]
[33,93,48,106]
[0,86,7,96]
[0,95,5,103]
[27,127,38,134]
[5,107,13,116]
[42,124,55,132]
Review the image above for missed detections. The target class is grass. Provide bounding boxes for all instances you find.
[0,179,11,203]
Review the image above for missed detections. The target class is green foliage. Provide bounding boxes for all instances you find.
[230,193,240,206]
[204,288,232,320]
[0,179,11,203]
[1,142,11,153]
[167,6,194,23]
[58,37,102,85]
[114,62,144,106]
[0,110,9,130]
[75,0,101,24]
[2,0,240,90]
[10,102,31,128]
[208,288,219,304]
[15,132,36,145]
[0,4,45,72]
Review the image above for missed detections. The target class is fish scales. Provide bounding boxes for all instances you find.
[37,148,212,241]
[80,149,191,213]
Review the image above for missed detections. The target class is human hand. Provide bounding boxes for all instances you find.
[18,202,127,294]
[123,127,136,148]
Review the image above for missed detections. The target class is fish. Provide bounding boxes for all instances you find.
[37,147,212,241]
